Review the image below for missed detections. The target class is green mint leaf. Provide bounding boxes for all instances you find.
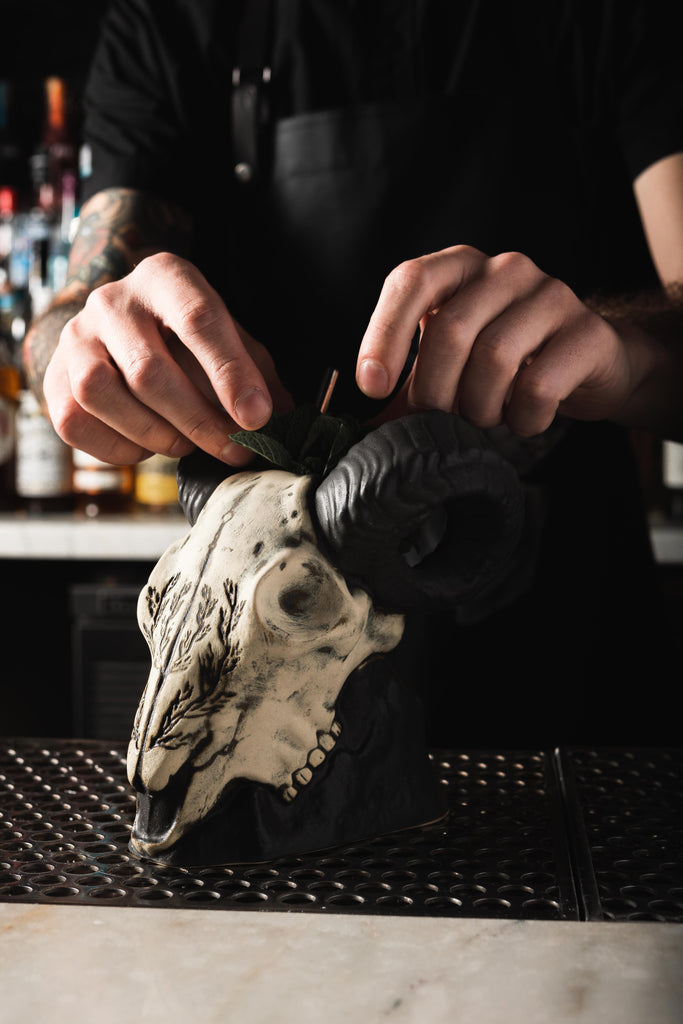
[229,404,366,477]
[228,430,302,473]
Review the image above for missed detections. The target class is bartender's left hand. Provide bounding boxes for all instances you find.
[356,245,632,436]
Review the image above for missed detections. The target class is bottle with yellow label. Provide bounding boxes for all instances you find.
[135,454,180,513]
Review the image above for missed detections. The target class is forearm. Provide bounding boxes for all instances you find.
[23,187,193,407]
[24,297,87,406]
[589,286,683,441]
[613,330,683,441]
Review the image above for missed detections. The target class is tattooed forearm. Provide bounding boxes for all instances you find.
[23,187,194,401]
[23,300,84,407]
[66,187,194,291]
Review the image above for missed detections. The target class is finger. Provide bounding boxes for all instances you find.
[134,254,272,429]
[407,293,511,414]
[168,328,295,419]
[456,276,574,428]
[504,313,622,436]
[398,252,542,416]
[61,308,208,457]
[44,353,156,464]
[232,322,296,415]
[357,245,490,398]
[63,343,254,467]
[164,336,283,465]
[80,286,259,462]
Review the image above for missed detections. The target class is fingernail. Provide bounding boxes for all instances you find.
[358,359,389,396]
[234,387,271,428]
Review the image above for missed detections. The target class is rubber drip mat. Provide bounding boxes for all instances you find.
[1,740,681,921]
[558,748,683,923]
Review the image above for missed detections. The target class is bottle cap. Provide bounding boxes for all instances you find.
[0,186,16,217]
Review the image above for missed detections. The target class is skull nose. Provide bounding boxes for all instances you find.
[128,729,184,795]
[130,759,194,852]
[127,737,144,792]
[129,751,153,795]
[130,742,189,795]
[129,714,216,795]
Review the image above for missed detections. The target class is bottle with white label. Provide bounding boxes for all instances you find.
[15,389,72,513]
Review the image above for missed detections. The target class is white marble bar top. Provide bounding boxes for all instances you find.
[2,513,682,563]
[0,511,188,561]
[1,903,682,1024]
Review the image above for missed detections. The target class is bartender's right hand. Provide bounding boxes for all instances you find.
[43,252,292,466]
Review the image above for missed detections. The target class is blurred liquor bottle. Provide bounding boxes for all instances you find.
[0,186,19,328]
[0,180,21,511]
[0,337,20,511]
[26,77,79,316]
[72,449,135,517]
[135,454,180,513]
[0,80,24,194]
[1,80,30,345]
[31,77,78,223]
[0,184,15,260]
[15,388,73,513]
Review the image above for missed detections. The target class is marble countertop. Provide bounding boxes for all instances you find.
[2,903,682,1024]
[0,512,682,563]
[0,511,188,561]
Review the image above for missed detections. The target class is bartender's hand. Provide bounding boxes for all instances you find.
[356,244,640,437]
[44,251,293,466]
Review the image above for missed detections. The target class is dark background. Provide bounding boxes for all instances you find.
[3,0,111,177]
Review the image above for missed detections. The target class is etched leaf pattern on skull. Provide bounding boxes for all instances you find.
[142,573,192,668]
[139,574,245,751]
[168,583,217,674]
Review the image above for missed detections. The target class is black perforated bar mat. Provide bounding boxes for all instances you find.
[1,741,681,921]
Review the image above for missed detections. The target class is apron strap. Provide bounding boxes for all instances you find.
[232,0,273,183]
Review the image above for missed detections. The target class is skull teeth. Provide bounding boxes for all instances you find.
[308,748,326,769]
[293,766,313,786]
[279,720,342,802]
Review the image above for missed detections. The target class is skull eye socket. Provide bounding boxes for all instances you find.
[279,584,316,618]
[256,554,349,636]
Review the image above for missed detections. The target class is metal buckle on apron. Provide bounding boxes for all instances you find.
[231,0,273,184]
[231,65,271,183]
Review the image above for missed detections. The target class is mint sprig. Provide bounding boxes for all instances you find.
[229,404,367,477]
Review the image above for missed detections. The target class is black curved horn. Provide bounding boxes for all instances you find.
[176,450,242,526]
[313,411,525,612]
